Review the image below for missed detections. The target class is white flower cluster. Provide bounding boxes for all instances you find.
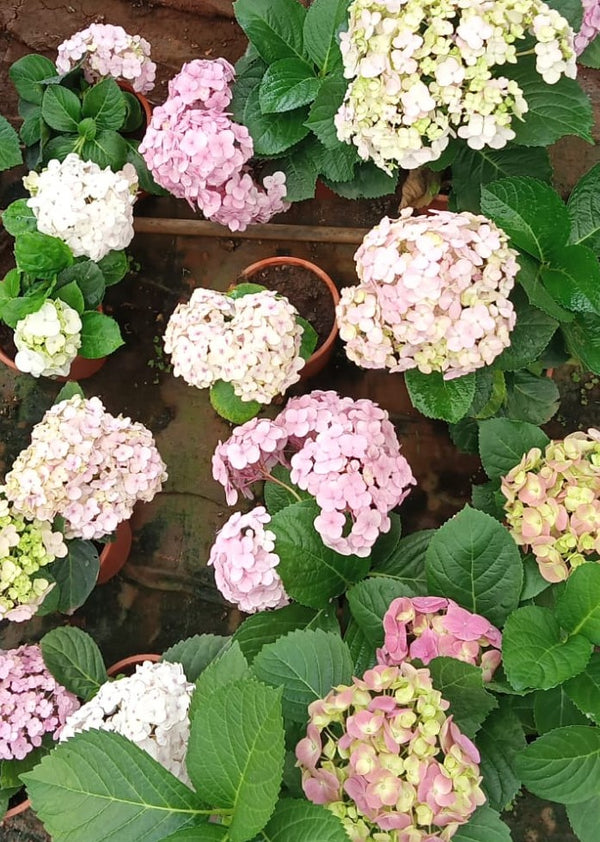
[335,0,576,171]
[164,287,306,404]
[24,154,138,262]
[60,660,194,783]
[14,299,82,378]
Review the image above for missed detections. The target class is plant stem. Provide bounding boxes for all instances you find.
[515,48,536,57]
[262,472,302,502]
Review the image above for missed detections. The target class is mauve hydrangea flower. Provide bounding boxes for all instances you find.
[60,660,193,783]
[164,287,305,404]
[212,391,415,557]
[4,395,167,541]
[501,429,600,582]
[139,59,289,232]
[208,506,289,613]
[336,0,575,171]
[575,0,600,54]
[296,663,485,841]
[56,23,156,93]
[14,299,82,379]
[336,210,518,380]
[377,596,502,682]
[0,644,79,760]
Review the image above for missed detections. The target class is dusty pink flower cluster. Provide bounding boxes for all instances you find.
[501,429,600,583]
[337,210,518,380]
[296,663,485,842]
[575,0,600,54]
[0,644,79,761]
[208,506,289,613]
[139,59,289,231]
[377,596,502,682]
[56,23,156,93]
[163,287,305,403]
[212,390,416,557]
[4,395,168,541]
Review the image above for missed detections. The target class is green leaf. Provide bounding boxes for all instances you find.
[370,530,432,592]
[42,134,78,164]
[271,499,371,608]
[264,465,312,515]
[191,642,250,713]
[563,313,600,374]
[347,576,421,648]
[0,115,23,172]
[520,554,551,601]
[541,244,600,315]
[297,315,318,360]
[579,35,600,68]
[79,311,124,358]
[125,139,168,196]
[9,54,57,104]
[452,806,512,842]
[556,564,600,644]
[15,231,74,278]
[81,130,128,169]
[545,0,583,28]
[451,145,553,213]
[50,539,100,612]
[55,381,85,403]
[20,109,43,146]
[565,653,600,724]
[187,679,285,842]
[323,160,398,199]
[40,626,108,701]
[259,58,320,113]
[502,605,592,691]
[478,418,549,480]
[472,369,507,420]
[404,370,475,423]
[82,78,126,130]
[97,250,129,286]
[344,619,376,674]
[1,746,49,790]
[23,731,203,841]
[233,603,338,663]
[504,370,560,425]
[303,0,350,72]
[315,141,359,183]
[234,0,307,64]
[231,56,268,124]
[162,633,231,681]
[470,479,505,521]
[209,380,261,423]
[162,827,228,842]
[1,285,52,329]
[516,252,575,322]
[304,75,348,149]
[508,57,594,146]
[426,506,523,626]
[450,417,479,454]
[41,85,81,131]
[252,628,352,722]
[1,199,37,236]
[567,163,600,253]
[516,726,600,804]
[1,268,21,300]
[77,116,97,141]
[480,177,570,261]
[257,798,349,841]
[275,145,319,202]
[57,261,106,310]
[533,686,589,733]
[428,658,497,738]
[367,512,402,567]
[493,288,557,371]
[121,92,143,133]
[55,280,85,314]
[477,703,526,811]
[244,86,310,156]
[567,796,600,842]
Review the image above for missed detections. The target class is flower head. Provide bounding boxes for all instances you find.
[575,0,600,54]
[14,299,82,378]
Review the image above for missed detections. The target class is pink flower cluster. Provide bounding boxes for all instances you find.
[501,429,600,582]
[377,597,502,682]
[56,24,156,94]
[212,391,415,557]
[575,0,600,54]
[0,644,79,761]
[4,395,168,541]
[208,507,289,613]
[139,59,289,231]
[336,210,518,379]
[296,663,485,842]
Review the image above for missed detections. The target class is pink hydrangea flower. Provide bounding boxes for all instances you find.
[377,596,502,681]
[575,0,600,54]
[501,429,600,582]
[212,391,416,557]
[296,663,485,841]
[208,506,289,613]
[0,645,80,760]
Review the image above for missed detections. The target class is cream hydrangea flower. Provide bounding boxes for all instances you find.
[14,299,82,378]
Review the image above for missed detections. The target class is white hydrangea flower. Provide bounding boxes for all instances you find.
[14,299,82,378]
[60,661,194,783]
[24,154,138,262]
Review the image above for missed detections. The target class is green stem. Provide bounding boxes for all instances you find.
[515,48,536,57]
[262,471,302,502]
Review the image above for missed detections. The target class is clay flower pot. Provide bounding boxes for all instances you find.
[107,652,161,677]
[96,520,134,586]
[2,793,30,823]
[240,256,340,381]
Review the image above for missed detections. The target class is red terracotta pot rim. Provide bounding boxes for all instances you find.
[3,791,30,822]
[240,256,340,373]
[107,653,161,676]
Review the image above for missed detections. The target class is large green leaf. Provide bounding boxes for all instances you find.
[556,564,600,644]
[315,141,359,183]
[478,418,549,479]
[348,576,421,648]
[516,726,600,804]
[493,288,557,371]
[252,628,353,721]
[567,796,600,842]
[9,54,57,105]
[303,0,350,72]
[162,827,228,842]
[55,280,85,314]
[579,35,600,68]
[57,261,106,310]
[244,86,310,156]
[480,177,571,261]
[565,653,600,724]
[541,244,600,315]
[209,380,261,424]
[271,499,371,608]
[275,143,320,202]
[562,312,600,374]
[370,529,433,593]
[82,78,126,131]
[404,370,476,423]
[230,56,268,125]
[162,633,231,682]
[0,115,23,172]
[80,130,128,170]
[254,798,349,841]
[477,703,526,811]
[304,75,348,149]
[40,626,107,701]
[425,506,522,626]
[344,618,376,674]
[323,161,398,199]
[187,679,285,842]
[79,311,124,358]
[233,603,337,663]
[1,199,37,237]
[503,370,560,425]
[502,606,592,691]
[191,642,250,713]
[41,85,82,132]
[516,251,575,322]
[264,465,312,515]
[23,731,204,842]
[567,162,600,254]
[545,0,583,28]
[234,0,307,64]
[533,686,588,733]
[50,539,100,613]
[97,250,129,286]
[428,658,497,739]
[452,806,512,842]
[259,58,320,113]
[15,231,74,278]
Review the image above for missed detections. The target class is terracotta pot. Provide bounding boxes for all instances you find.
[96,520,133,585]
[107,652,161,677]
[2,791,30,822]
[240,256,340,381]
[0,341,105,382]
[314,180,339,201]
[415,193,449,215]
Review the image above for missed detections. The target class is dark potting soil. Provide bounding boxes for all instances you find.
[241,263,336,350]
[0,322,17,359]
